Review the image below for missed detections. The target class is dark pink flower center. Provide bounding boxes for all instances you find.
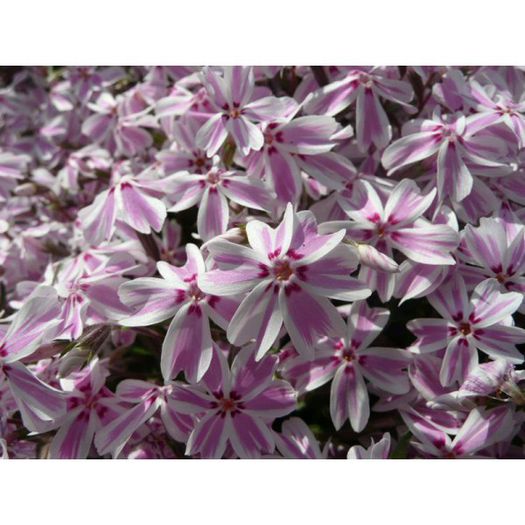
[273,259,294,281]
[459,322,471,336]
[187,281,205,303]
[206,169,223,186]
[358,73,374,88]
[495,272,507,284]
[211,390,244,418]
[499,106,515,116]
[441,125,459,142]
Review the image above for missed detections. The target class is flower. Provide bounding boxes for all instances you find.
[304,67,414,151]
[332,178,459,301]
[199,203,370,359]
[382,112,510,202]
[402,405,514,458]
[118,244,239,383]
[282,301,410,431]
[94,379,192,457]
[468,80,525,148]
[78,165,169,245]
[196,66,296,157]
[244,111,350,205]
[0,288,66,430]
[170,345,297,459]
[274,417,327,459]
[408,274,525,386]
[81,91,157,157]
[166,159,273,241]
[48,359,117,459]
[461,217,525,312]
[347,432,391,459]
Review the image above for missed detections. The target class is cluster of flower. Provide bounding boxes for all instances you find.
[0,65,524,459]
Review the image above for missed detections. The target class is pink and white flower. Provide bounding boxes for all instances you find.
[304,67,414,151]
[347,432,391,459]
[196,66,296,156]
[118,244,239,383]
[170,345,297,459]
[328,178,459,301]
[166,160,273,241]
[78,167,169,245]
[382,112,510,202]
[199,203,371,359]
[408,274,525,386]
[0,288,66,430]
[281,301,410,432]
[402,405,514,458]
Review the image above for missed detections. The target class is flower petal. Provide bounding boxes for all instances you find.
[227,281,283,360]
[330,365,369,432]
[161,302,213,383]
[279,285,346,359]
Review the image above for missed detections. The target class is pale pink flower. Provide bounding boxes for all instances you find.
[166,160,273,241]
[408,274,525,386]
[460,217,525,312]
[48,359,117,459]
[402,405,514,458]
[244,110,351,205]
[196,66,296,157]
[78,167,168,245]
[467,80,525,148]
[199,203,370,359]
[170,345,297,459]
[281,301,409,432]
[94,379,193,457]
[0,288,66,430]
[382,113,510,202]
[81,91,157,157]
[274,417,328,459]
[119,244,239,383]
[330,178,459,301]
[304,67,414,151]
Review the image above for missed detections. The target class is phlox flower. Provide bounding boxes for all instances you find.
[281,301,410,432]
[0,150,29,201]
[118,244,239,383]
[156,115,213,176]
[199,203,371,360]
[78,165,169,245]
[94,379,192,457]
[274,417,328,459]
[347,432,391,459]
[166,159,273,241]
[304,67,414,151]
[47,358,117,459]
[468,80,525,148]
[402,405,514,458]
[196,66,296,157]
[81,91,157,157]
[48,252,135,339]
[244,108,352,205]
[460,217,525,312]
[170,345,297,459]
[382,112,510,202]
[327,178,459,301]
[0,288,66,431]
[408,274,525,386]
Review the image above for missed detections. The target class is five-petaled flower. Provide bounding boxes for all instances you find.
[170,345,297,459]
[408,274,525,386]
[199,203,371,359]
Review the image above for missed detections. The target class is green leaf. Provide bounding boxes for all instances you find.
[390,431,412,459]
